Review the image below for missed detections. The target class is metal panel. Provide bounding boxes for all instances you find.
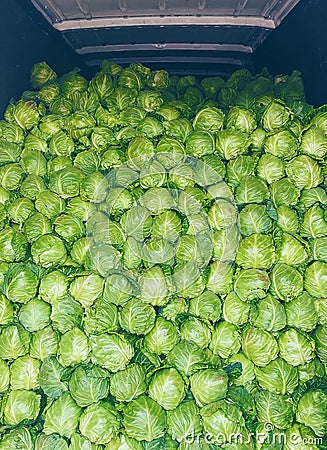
[62,26,263,48]
[73,0,92,19]
[31,0,300,26]
[234,0,249,16]
[32,0,66,22]
[197,0,207,11]
[30,0,302,77]
[86,56,244,66]
[52,15,276,31]
[76,43,253,55]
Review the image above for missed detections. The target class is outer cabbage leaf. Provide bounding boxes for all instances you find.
[110,363,146,402]
[148,368,186,410]
[255,358,298,394]
[296,390,327,437]
[250,294,286,332]
[236,234,275,269]
[278,329,315,366]
[242,326,278,367]
[234,269,270,302]
[79,402,120,445]
[215,129,249,160]
[270,263,303,302]
[90,333,134,372]
[123,396,166,442]
[43,392,81,438]
[190,368,228,406]
[254,390,293,430]
[167,400,202,443]
[4,389,41,426]
[286,155,323,189]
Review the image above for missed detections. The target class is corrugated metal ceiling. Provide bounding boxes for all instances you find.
[30,0,301,75]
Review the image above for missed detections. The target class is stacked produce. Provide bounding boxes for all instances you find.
[0,60,327,449]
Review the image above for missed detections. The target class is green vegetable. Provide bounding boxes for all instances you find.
[79,402,120,444]
[255,358,298,394]
[123,396,166,441]
[242,326,278,366]
[0,60,326,447]
[43,392,81,438]
[190,368,228,406]
[4,389,41,425]
[255,389,293,429]
[148,368,186,410]
[296,390,327,437]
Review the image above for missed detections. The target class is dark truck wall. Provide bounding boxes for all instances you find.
[253,0,327,108]
[0,0,84,115]
[1,0,326,115]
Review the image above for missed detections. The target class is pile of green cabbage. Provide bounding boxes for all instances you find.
[0,60,327,449]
